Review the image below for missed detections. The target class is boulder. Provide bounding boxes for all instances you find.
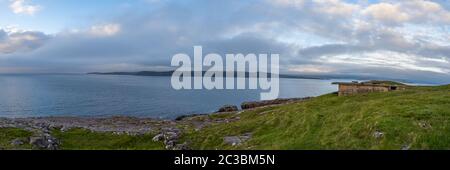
[173,142,190,150]
[60,126,72,132]
[11,138,25,146]
[223,133,252,146]
[152,134,164,142]
[153,128,187,150]
[401,144,411,150]
[29,135,59,150]
[224,136,242,146]
[164,132,179,141]
[164,140,175,148]
[217,105,239,113]
[175,114,206,121]
[373,130,384,139]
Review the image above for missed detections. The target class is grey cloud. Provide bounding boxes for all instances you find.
[0,30,50,54]
[0,30,6,40]
[296,44,373,60]
[0,0,449,83]
[1,0,288,70]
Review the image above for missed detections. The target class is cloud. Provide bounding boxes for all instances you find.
[317,50,449,74]
[288,64,335,74]
[9,0,41,15]
[271,0,359,18]
[272,0,305,8]
[313,0,359,16]
[363,0,450,25]
[89,24,121,37]
[0,0,449,83]
[363,3,411,24]
[0,28,50,54]
[0,30,6,41]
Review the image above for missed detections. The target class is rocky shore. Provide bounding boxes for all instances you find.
[0,97,312,150]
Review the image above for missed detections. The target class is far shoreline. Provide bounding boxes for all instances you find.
[0,97,312,121]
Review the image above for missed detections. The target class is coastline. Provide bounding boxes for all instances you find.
[0,97,312,150]
[2,84,450,150]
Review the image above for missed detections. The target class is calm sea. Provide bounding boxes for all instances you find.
[0,74,340,119]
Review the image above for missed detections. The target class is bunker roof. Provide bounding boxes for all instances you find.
[332,81,405,87]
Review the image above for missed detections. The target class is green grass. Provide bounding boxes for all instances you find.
[182,85,450,150]
[52,128,165,150]
[0,128,33,150]
[1,84,449,150]
[364,80,407,86]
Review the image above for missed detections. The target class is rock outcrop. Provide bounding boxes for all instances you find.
[152,127,190,150]
[0,97,311,150]
[10,138,25,146]
[223,133,252,146]
[217,105,239,113]
[30,134,60,150]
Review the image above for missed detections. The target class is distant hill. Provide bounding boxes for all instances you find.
[87,71,422,83]
[87,71,325,80]
[88,71,174,77]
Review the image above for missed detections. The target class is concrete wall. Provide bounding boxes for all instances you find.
[338,84,391,96]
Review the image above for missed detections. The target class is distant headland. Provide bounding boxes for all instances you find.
[87,71,325,80]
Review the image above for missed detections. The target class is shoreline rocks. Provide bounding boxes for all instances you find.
[152,127,190,150]
[217,105,239,113]
[1,97,311,150]
[30,134,60,150]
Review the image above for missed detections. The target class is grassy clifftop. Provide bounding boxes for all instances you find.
[363,80,407,86]
[183,85,450,150]
[1,84,449,150]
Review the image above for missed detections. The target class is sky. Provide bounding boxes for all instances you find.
[0,0,449,84]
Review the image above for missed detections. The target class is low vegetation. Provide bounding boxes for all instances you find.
[0,128,33,150]
[364,80,407,86]
[182,85,450,150]
[52,128,164,150]
[1,84,449,150]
